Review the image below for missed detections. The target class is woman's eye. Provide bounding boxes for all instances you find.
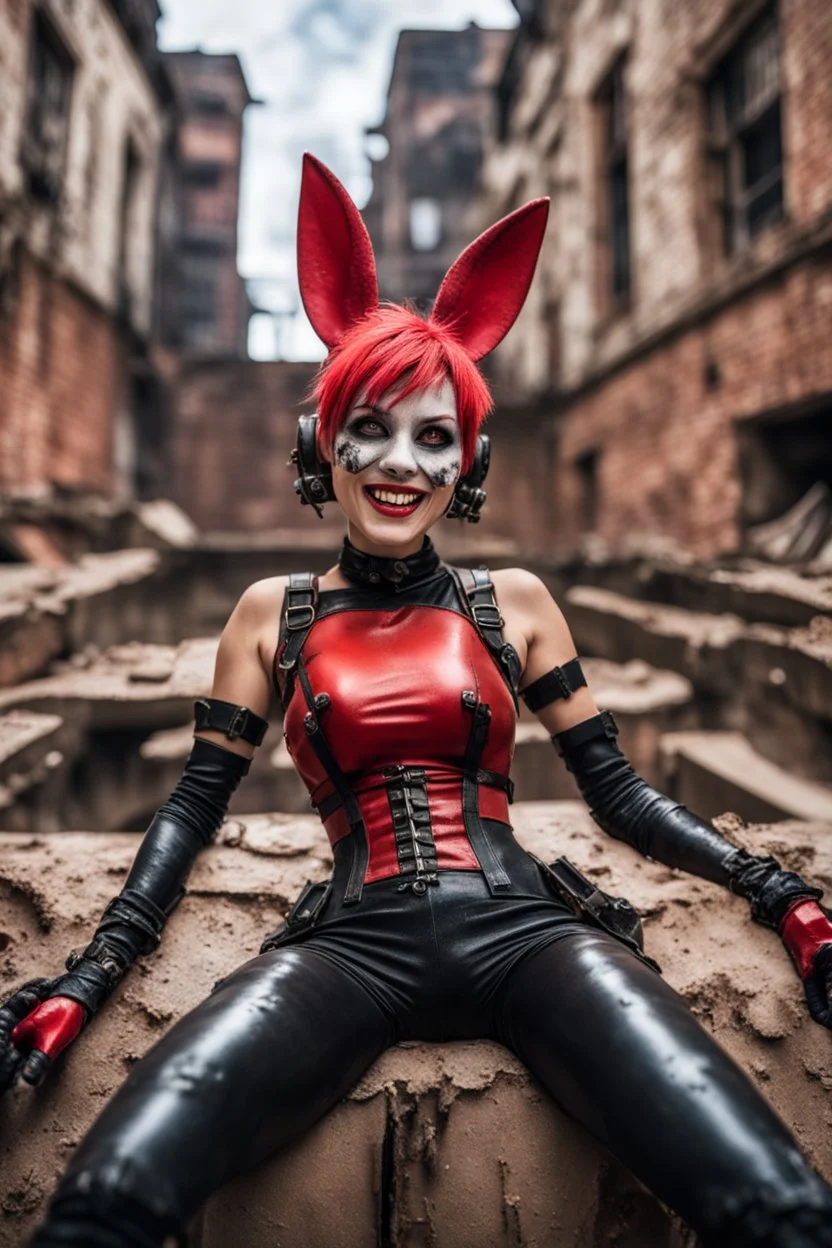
[352,417,386,437]
[419,427,452,447]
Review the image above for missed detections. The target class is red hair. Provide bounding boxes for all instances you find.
[312,304,492,475]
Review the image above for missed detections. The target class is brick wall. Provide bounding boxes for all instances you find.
[476,0,832,558]
[0,251,126,494]
[554,255,832,556]
[168,360,322,532]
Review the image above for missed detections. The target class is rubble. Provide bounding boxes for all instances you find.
[747,483,832,566]
[0,551,162,687]
[0,638,216,732]
[0,805,829,1246]
[660,731,832,824]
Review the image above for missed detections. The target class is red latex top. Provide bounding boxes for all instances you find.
[277,602,516,884]
[297,152,549,357]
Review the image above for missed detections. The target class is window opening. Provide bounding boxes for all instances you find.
[596,55,631,312]
[22,11,74,204]
[706,4,783,254]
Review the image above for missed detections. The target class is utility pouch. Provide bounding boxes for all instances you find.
[532,853,661,974]
[259,878,333,955]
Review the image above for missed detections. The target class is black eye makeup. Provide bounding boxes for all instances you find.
[418,425,454,448]
[348,416,387,437]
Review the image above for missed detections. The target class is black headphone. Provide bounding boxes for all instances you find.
[290,413,490,523]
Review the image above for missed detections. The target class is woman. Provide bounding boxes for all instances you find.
[4,154,832,1247]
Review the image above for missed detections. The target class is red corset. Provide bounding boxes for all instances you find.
[277,598,517,887]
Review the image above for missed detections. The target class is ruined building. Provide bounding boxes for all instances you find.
[480,0,832,559]
[363,23,511,306]
[159,50,255,357]
[0,0,171,514]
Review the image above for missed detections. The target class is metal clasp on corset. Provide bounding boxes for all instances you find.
[382,765,440,896]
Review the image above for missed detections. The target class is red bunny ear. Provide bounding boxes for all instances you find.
[430,198,550,361]
[297,153,379,349]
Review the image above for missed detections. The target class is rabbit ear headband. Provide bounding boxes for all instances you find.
[297,152,550,360]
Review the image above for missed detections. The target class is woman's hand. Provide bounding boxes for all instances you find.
[779,900,832,1028]
[0,981,86,1091]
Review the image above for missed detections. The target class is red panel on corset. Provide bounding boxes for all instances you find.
[279,604,516,883]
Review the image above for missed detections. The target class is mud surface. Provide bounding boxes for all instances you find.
[0,805,830,1246]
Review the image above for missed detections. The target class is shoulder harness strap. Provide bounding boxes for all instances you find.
[275,573,319,709]
[448,564,521,715]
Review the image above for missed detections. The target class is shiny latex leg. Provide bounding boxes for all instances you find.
[32,946,392,1246]
[495,928,832,1248]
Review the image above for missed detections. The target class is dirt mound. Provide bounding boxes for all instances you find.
[0,805,830,1246]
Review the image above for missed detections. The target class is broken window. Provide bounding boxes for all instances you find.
[179,251,219,350]
[191,92,231,117]
[707,3,783,254]
[117,139,141,319]
[575,448,600,532]
[182,161,224,189]
[22,11,75,204]
[595,55,631,313]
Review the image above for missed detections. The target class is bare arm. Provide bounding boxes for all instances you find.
[195,577,286,759]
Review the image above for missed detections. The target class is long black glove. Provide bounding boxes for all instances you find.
[1,737,250,1090]
[552,711,823,922]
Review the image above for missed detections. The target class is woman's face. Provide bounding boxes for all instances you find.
[328,377,462,556]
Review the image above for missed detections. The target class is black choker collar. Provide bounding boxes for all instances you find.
[338,535,442,590]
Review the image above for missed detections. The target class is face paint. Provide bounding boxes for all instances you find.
[328,378,464,558]
[333,389,462,485]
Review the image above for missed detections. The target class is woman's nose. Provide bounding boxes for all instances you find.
[378,434,419,479]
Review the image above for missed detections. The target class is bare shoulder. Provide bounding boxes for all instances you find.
[491,567,571,651]
[491,566,550,605]
[234,575,289,621]
[222,576,290,670]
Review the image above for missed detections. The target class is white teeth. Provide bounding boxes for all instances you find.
[368,489,421,506]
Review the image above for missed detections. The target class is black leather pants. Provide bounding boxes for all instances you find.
[33,861,832,1247]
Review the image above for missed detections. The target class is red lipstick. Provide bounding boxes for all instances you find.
[363,484,426,519]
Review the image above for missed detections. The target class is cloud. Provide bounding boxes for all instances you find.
[159,0,517,358]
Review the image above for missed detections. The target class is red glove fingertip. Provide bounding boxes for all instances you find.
[779,899,832,980]
[11,997,86,1061]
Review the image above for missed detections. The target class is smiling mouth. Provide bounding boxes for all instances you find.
[364,485,426,517]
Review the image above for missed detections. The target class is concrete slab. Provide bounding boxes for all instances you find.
[0,638,217,732]
[0,806,829,1246]
[564,584,746,676]
[565,585,832,725]
[0,551,162,687]
[660,730,832,824]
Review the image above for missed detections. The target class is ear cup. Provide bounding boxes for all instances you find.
[445,434,491,523]
[291,414,335,517]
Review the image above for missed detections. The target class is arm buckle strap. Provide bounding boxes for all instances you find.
[194,697,268,747]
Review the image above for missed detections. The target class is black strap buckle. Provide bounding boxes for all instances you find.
[66,936,124,983]
[286,603,316,631]
[227,706,249,740]
[473,602,504,630]
[554,667,572,700]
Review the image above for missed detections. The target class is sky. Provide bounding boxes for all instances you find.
[158,0,517,359]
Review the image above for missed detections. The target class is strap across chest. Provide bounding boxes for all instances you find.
[275,564,521,715]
